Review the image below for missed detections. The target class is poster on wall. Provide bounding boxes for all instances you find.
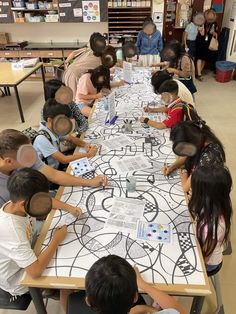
[212,0,224,13]
[82,1,100,22]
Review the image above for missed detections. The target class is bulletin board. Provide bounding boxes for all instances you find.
[0,0,13,24]
[58,0,108,23]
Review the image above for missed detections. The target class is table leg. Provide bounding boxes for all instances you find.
[41,64,46,100]
[29,287,47,314]
[190,296,205,314]
[14,85,25,123]
[7,87,11,96]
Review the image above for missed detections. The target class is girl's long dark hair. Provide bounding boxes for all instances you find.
[189,166,232,258]
[170,121,226,172]
[88,65,111,90]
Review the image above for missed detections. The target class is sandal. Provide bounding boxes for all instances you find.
[196,75,203,81]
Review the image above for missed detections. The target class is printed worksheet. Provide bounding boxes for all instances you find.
[103,134,134,151]
[112,155,152,174]
[104,197,146,234]
[70,157,94,176]
[136,221,172,244]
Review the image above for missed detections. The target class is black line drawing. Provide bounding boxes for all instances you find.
[41,74,205,286]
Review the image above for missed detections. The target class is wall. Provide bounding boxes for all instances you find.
[222,0,233,28]
[0,22,108,43]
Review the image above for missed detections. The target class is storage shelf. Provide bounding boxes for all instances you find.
[108,3,151,45]
[11,8,58,11]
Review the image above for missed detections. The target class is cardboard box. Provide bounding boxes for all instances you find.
[0,33,9,45]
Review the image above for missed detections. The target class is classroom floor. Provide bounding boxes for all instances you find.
[0,72,235,314]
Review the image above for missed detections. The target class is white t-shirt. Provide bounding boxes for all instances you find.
[0,203,37,296]
[174,79,195,106]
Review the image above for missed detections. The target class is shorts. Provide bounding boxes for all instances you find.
[186,40,196,58]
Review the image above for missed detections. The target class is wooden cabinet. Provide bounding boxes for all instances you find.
[0,50,19,58]
[19,50,39,58]
[39,50,63,58]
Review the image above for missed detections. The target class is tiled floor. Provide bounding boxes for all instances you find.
[0,73,235,313]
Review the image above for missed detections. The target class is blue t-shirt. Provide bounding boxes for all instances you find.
[185,22,199,41]
[33,124,66,169]
[136,30,163,55]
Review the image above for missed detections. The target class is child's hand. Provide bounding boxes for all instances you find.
[90,175,108,187]
[167,67,176,74]
[143,106,151,113]
[118,79,125,87]
[102,88,111,96]
[68,206,83,217]
[96,92,103,99]
[161,165,173,176]
[140,116,145,123]
[53,225,68,243]
[86,146,98,158]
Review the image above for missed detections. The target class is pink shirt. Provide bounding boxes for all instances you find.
[75,73,97,105]
[201,216,226,266]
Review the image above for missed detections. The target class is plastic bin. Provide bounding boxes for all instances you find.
[216,69,233,83]
[215,61,236,83]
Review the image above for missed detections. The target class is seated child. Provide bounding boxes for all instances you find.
[75,65,111,118]
[140,80,184,129]
[44,79,88,135]
[163,121,225,192]
[116,42,138,67]
[33,99,98,169]
[189,166,232,272]
[0,129,107,207]
[151,70,194,106]
[65,255,187,314]
[0,168,68,297]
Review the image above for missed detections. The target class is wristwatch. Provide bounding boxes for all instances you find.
[144,118,149,124]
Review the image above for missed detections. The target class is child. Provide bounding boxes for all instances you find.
[183,13,205,59]
[0,168,68,297]
[65,255,187,314]
[33,99,98,169]
[116,42,138,67]
[151,70,194,106]
[136,18,163,67]
[0,129,107,208]
[44,79,88,135]
[140,80,184,129]
[162,121,225,193]
[189,166,232,272]
[75,65,111,118]
[161,40,197,96]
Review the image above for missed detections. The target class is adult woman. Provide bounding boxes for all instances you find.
[136,18,163,66]
[163,120,225,192]
[196,9,218,81]
[64,33,116,100]
[160,40,197,96]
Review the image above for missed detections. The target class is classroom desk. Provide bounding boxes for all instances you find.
[0,62,45,122]
[21,68,211,314]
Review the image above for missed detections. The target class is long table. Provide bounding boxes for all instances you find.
[0,62,45,122]
[21,68,211,314]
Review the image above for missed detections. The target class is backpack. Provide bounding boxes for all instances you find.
[22,127,53,145]
[172,102,201,122]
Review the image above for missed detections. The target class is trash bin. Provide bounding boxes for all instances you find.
[216,61,236,83]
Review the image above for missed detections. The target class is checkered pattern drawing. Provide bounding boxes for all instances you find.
[178,232,193,252]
